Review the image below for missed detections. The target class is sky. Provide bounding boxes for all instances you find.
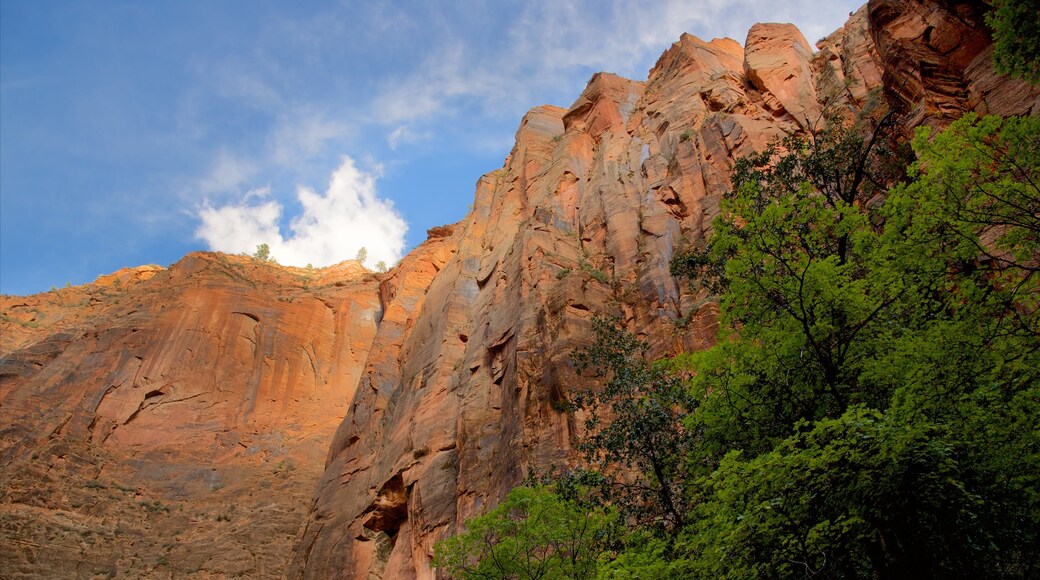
[1,0,863,296]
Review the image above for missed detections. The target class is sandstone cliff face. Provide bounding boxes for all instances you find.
[869,0,1040,122]
[3,1,1036,578]
[289,2,1038,578]
[0,253,381,578]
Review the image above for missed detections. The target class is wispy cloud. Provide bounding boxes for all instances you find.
[368,0,861,127]
[269,108,353,166]
[196,149,258,196]
[387,125,431,150]
[195,156,406,268]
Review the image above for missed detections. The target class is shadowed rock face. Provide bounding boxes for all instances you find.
[869,0,1040,124]
[287,2,1038,579]
[0,253,381,578]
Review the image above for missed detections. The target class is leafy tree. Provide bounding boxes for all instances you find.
[375,260,388,273]
[571,317,696,533]
[253,242,272,262]
[884,113,1039,338]
[355,246,368,264]
[680,405,1018,579]
[986,0,1040,83]
[672,117,912,457]
[432,485,615,579]
[662,114,1040,578]
[873,114,1040,576]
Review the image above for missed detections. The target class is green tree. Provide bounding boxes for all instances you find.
[440,114,1040,578]
[375,260,388,273]
[661,114,1040,578]
[986,0,1040,83]
[884,113,1039,337]
[253,243,272,262]
[672,117,911,457]
[571,318,695,533]
[432,485,615,579]
[355,246,368,264]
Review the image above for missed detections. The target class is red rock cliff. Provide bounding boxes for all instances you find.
[1,253,381,578]
[2,1,1036,578]
[287,2,1038,578]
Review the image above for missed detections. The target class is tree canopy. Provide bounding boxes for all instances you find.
[986,0,1040,83]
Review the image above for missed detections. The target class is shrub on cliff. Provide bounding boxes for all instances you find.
[252,242,273,262]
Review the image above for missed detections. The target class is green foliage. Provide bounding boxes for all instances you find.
[660,114,1039,578]
[375,260,388,273]
[683,405,1032,578]
[986,0,1040,82]
[579,259,610,284]
[140,500,171,514]
[355,246,368,264]
[433,485,615,579]
[252,242,273,262]
[884,113,1039,336]
[595,531,685,579]
[572,318,696,532]
[674,119,914,461]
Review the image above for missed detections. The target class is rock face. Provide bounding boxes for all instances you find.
[287,2,1039,579]
[869,0,1040,122]
[3,1,1036,578]
[0,253,381,578]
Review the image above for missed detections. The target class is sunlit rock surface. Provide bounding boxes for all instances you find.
[2,1,1036,578]
[1,253,380,578]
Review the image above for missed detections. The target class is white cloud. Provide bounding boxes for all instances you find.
[195,156,407,268]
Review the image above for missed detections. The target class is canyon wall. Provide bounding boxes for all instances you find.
[288,1,1038,578]
[0,254,381,578]
[1,1,1036,578]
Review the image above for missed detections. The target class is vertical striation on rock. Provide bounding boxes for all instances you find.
[289,2,1039,579]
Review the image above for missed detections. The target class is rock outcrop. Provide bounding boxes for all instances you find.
[287,2,1039,578]
[0,253,381,578]
[869,0,1040,123]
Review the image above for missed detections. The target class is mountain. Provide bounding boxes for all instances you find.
[2,0,1036,578]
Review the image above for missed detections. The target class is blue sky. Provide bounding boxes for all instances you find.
[1,0,862,296]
